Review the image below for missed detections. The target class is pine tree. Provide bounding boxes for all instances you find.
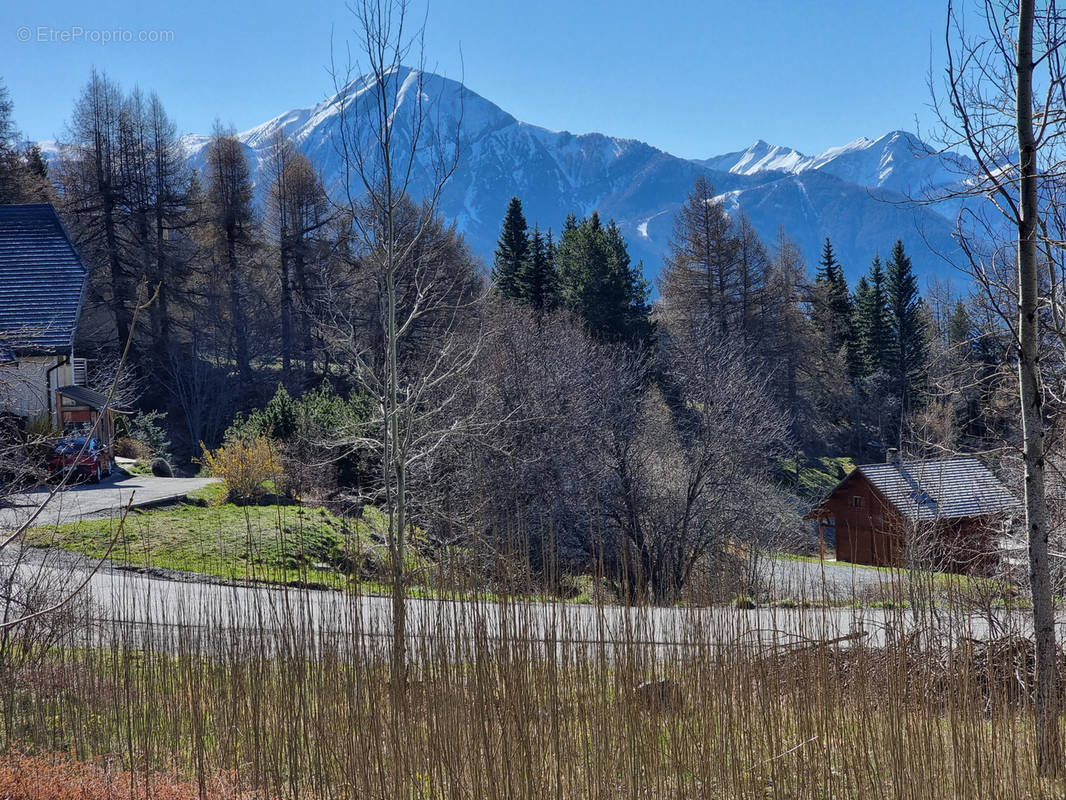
[25,144,47,179]
[492,197,530,301]
[519,223,558,312]
[556,211,651,344]
[947,299,973,349]
[0,79,21,203]
[885,239,927,413]
[855,253,892,376]
[0,80,49,204]
[815,237,854,352]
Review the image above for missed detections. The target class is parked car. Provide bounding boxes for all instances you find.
[47,436,113,483]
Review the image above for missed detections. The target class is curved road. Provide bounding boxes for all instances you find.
[0,474,218,531]
[0,546,1029,659]
[0,478,1037,657]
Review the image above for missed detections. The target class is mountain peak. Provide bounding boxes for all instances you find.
[171,73,964,290]
[699,139,808,176]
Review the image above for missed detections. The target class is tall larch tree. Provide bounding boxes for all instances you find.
[266,131,329,381]
[61,70,139,356]
[118,89,191,366]
[204,126,256,390]
[659,175,738,337]
[733,212,770,347]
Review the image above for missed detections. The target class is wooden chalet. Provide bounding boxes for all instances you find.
[806,451,1020,574]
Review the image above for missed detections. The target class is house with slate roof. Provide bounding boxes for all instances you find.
[0,204,89,424]
[806,450,1021,574]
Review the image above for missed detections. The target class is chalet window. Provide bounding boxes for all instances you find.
[72,358,88,385]
[851,496,862,509]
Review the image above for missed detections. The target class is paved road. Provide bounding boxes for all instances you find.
[761,556,909,595]
[0,480,1034,656]
[0,545,1031,658]
[0,474,219,532]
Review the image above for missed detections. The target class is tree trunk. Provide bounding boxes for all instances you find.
[280,245,293,379]
[102,191,135,352]
[153,205,171,357]
[227,235,251,388]
[1016,0,1060,771]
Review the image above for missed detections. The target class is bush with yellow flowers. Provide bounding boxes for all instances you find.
[198,436,281,504]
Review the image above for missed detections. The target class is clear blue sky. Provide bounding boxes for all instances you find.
[3,0,949,158]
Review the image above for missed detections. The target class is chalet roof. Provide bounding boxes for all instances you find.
[0,204,88,355]
[57,385,111,410]
[856,457,1020,521]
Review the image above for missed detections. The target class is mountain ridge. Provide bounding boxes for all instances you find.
[168,66,968,288]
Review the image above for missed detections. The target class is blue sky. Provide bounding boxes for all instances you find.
[3,0,948,158]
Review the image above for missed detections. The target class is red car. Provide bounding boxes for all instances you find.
[47,436,113,483]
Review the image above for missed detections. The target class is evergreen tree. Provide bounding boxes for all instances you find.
[947,299,973,349]
[854,253,892,376]
[814,237,854,354]
[0,78,20,203]
[519,223,558,312]
[25,144,48,180]
[492,197,529,301]
[556,211,651,344]
[204,126,257,389]
[885,239,927,413]
[0,79,48,204]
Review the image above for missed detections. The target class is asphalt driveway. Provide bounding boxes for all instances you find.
[0,473,219,531]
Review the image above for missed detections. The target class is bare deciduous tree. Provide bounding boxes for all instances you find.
[935,0,1066,767]
[328,0,469,688]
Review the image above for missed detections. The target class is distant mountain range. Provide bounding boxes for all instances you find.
[177,66,973,288]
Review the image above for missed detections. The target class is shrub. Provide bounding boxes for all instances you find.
[121,410,171,459]
[0,750,245,799]
[114,437,152,460]
[224,383,376,497]
[151,458,174,478]
[198,437,281,503]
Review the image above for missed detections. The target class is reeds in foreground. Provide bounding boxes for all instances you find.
[0,529,1063,799]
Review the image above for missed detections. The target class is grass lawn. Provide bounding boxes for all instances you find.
[23,493,418,591]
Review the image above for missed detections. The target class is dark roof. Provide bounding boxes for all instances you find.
[56,385,111,410]
[856,457,1020,521]
[0,204,88,355]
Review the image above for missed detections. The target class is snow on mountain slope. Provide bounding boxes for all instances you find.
[177,66,966,287]
[696,131,974,198]
[697,140,809,176]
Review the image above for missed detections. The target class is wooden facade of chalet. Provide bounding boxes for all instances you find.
[806,454,1020,575]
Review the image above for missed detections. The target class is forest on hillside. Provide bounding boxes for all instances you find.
[0,70,1028,601]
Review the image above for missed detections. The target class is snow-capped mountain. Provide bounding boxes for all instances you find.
[180,66,969,287]
[696,131,973,197]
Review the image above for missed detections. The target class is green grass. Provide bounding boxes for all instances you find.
[778,454,855,498]
[24,499,429,591]
[187,482,226,505]
[22,493,609,604]
[120,460,154,477]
